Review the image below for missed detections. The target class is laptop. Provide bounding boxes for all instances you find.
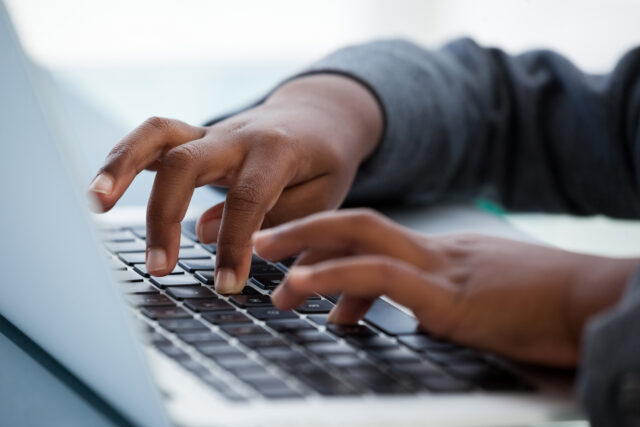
[0,3,585,426]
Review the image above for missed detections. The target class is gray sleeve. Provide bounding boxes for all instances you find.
[295,38,640,218]
[579,270,640,427]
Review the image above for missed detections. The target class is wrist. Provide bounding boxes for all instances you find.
[567,255,639,349]
[265,74,383,164]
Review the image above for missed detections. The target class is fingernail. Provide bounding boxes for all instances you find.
[89,173,114,195]
[198,218,221,243]
[146,247,167,274]
[215,268,238,294]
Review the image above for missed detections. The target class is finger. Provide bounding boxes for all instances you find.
[254,209,429,267]
[88,117,205,212]
[145,138,240,276]
[215,149,295,294]
[260,174,342,230]
[327,296,375,325]
[271,248,347,309]
[274,256,456,328]
[196,201,225,244]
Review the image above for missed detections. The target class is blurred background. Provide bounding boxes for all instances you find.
[5,0,640,256]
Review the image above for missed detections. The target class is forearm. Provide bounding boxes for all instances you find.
[297,39,640,217]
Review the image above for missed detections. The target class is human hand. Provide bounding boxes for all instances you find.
[87,75,382,293]
[253,209,639,367]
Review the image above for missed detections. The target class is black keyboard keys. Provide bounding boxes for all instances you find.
[141,306,190,320]
[294,299,333,314]
[247,307,297,320]
[184,299,234,312]
[229,294,273,308]
[165,286,216,300]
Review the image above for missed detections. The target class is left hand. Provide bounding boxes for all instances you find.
[253,209,639,367]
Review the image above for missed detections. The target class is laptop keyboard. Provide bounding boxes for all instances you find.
[101,220,534,401]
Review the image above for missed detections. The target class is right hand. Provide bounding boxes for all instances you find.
[87,74,383,293]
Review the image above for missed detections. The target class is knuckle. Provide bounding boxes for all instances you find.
[373,257,398,282]
[143,116,175,134]
[162,145,199,172]
[350,208,384,229]
[226,181,264,213]
[104,141,136,167]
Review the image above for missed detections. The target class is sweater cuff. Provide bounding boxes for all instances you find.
[579,263,640,426]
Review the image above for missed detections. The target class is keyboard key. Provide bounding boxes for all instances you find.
[286,330,336,345]
[118,252,147,265]
[133,263,183,277]
[150,275,200,288]
[158,318,208,332]
[266,319,314,332]
[419,373,473,392]
[101,230,136,242]
[306,342,357,356]
[215,356,263,371]
[177,330,225,344]
[306,314,329,326]
[106,258,127,270]
[179,220,199,242]
[257,348,310,366]
[194,271,214,285]
[278,257,297,268]
[346,369,413,394]
[202,311,252,325]
[250,275,284,290]
[398,334,460,352]
[295,299,333,314]
[179,358,209,375]
[141,306,190,320]
[165,286,216,300]
[247,307,297,320]
[221,324,271,337]
[246,379,302,399]
[324,354,372,369]
[178,259,215,272]
[184,299,234,312]
[297,369,355,396]
[201,243,217,254]
[326,323,376,337]
[238,336,287,349]
[119,282,157,294]
[443,361,523,391]
[393,361,443,377]
[195,343,245,359]
[423,349,481,366]
[126,293,174,307]
[156,344,189,360]
[178,247,212,260]
[114,269,144,283]
[250,263,283,275]
[105,240,146,253]
[346,335,398,350]
[364,299,419,335]
[128,225,147,239]
[229,294,273,308]
[371,348,423,365]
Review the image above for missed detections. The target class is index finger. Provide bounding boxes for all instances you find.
[88,117,205,212]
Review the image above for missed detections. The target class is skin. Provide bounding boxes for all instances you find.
[88,74,383,293]
[253,209,640,367]
[90,72,639,367]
